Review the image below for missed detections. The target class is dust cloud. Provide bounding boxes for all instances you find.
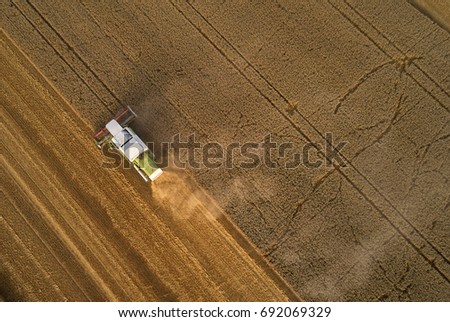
[151,168,224,221]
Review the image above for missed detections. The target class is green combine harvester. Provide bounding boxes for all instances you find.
[94,106,163,182]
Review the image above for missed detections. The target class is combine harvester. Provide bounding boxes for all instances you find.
[94,106,163,182]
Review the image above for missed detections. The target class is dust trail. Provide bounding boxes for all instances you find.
[151,167,224,221]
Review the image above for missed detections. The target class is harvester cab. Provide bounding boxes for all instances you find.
[94,106,163,182]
